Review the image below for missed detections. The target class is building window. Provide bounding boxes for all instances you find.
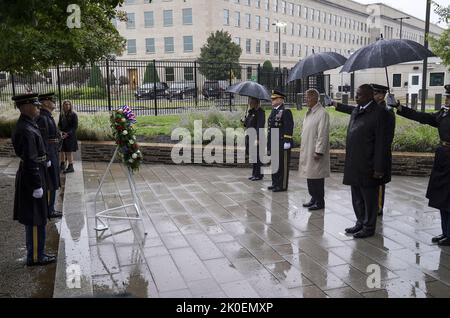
[265,17,270,32]
[264,0,269,10]
[255,16,261,30]
[273,0,278,12]
[184,67,194,81]
[265,40,270,54]
[274,41,279,55]
[165,67,175,82]
[247,67,252,80]
[290,43,294,57]
[235,12,240,27]
[126,13,135,29]
[430,72,445,86]
[304,7,308,19]
[297,44,302,57]
[182,8,193,25]
[255,0,261,8]
[145,38,155,54]
[163,10,173,27]
[127,39,136,54]
[234,37,241,47]
[281,1,286,14]
[282,42,287,56]
[245,13,251,28]
[183,36,193,52]
[164,37,174,53]
[224,10,230,25]
[144,11,154,28]
[246,39,251,54]
[412,75,420,86]
[244,0,250,5]
[256,40,261,54]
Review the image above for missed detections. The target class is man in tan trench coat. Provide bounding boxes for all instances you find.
[300,89,330,211]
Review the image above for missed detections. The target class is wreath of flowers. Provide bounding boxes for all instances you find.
[110,105,143,172]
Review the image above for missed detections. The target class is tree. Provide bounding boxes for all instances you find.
[143,62,160,83]
[87,65,104,88]
[198,30,242,80]
[60,68,90,87]
[0,0,126,74]
[259,60,274,86]
[430,3,450,69]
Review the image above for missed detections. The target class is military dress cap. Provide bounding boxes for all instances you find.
[371,84,389,94]
[444,84,450,96]
[11,93,41,107]
[38,92,56,102]
[271,89,286,99]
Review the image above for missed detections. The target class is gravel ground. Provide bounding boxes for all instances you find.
[0,161,62,298]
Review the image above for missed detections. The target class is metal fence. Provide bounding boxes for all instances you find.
[0,60,330,115]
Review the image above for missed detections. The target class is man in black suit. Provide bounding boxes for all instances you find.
[267,90,294,192]
[331,84,389,238]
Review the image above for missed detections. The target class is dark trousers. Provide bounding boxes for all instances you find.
[272,149,291,190]
[251,145,263,178]
[351,185,379,233]
[48,190,56,214]
[25,225,46,263]
[307,179,325,206]
[441,210,450,237]
[378,184,386,214]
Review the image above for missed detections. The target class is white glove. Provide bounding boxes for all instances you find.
[284,142,291,150]
[33,188,44,199]
[47,160,52,168]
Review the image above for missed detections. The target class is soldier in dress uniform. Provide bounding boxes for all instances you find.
[394,85,450,246]
[267,90,294,192]
[11,94,56,266]
[36,93,62,219]
[243,97,266,181]
[371,84,396,216]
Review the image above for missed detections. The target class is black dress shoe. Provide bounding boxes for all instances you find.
[249,176,255,180]
[308,204,325,211]
[272,187,286,192]
[378,210,384,216]
[64,164,74,174]
[438,237,450,246]
[345,225,363,234]
[268,186,275,190]
[353,230,375,239]
[49,210,63,219]
[432,234,446,243]
[252,176,263,181]
[26,255,57,267]
[303,200,315,208]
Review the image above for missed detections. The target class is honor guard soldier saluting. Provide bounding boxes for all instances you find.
[36,93,62,219]
[371,84,396,216]
[394,85,450,246]
[267,90,294,192]
[11,94,56,266]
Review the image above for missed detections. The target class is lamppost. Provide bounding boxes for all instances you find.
[272,21,287,71]
[393,16,410,39]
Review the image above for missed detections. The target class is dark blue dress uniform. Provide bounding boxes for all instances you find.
[335,99,390,237]
[244,106,265,180]
[371,84,396,216]
[11,94,55,266]
[396,85,450,246]
[267,90,294,192]
[36,93,61,218]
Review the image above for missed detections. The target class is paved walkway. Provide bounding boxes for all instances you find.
[79,161,450,298]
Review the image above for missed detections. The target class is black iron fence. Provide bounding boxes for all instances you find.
[0,60,330,115]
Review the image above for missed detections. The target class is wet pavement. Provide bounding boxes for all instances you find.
[75,161,450,298]
[0,158,61,298]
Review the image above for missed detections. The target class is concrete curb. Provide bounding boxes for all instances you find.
[53,145,93,298]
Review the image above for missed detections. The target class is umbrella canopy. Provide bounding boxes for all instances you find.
[225,81,271,101]
[288,52,347,83]
[341,39,435,73]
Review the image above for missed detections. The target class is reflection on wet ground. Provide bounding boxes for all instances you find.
[81,162,450,298]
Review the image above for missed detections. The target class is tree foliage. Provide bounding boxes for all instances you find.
[430,2,450,70]
[87,65,104,88]
[143,62,160,83]
[0,0,126,74]
[197,30,242,80]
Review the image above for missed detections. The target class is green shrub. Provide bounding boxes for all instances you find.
[393,123,439,152]
[0,111,18,138]
[76,113,113,141]
[62,87,107,100]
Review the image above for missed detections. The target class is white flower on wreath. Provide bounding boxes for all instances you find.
[128,158,134,163]
[122,130,128,135]
[132,153,138,159]
[121,118,126,122]
[129,140,135,145]
[133,135,137,140]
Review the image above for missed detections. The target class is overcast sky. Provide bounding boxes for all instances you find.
[355,0,449,27]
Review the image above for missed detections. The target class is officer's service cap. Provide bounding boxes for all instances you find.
[444,84,450,97]
[271,89,286,99]
[11,93,41,107]
[38,92,56,102]
[371,84,389,94]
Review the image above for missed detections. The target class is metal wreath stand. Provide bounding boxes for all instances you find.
[93,145,145,233]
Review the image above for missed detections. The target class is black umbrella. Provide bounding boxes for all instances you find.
[225,81,271,101]
[288,51,347,83]
[340,38,435,90]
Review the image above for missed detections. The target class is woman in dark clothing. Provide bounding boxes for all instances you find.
[395,85,450,246]
[58,100,78,173]
[244,97,266,181]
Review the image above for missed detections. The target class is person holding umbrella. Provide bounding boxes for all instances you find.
[393,85,450,246]
[331,84,390,238]
[243,97,266,181]
[371,84,396,216]
[267,90,294,192]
